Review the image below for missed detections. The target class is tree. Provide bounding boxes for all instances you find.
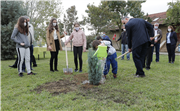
[88,48,102,85]
[1,1,27,60]
[84,2,114,36]
[24,0,63,41]
[108,1,146,35]
[63,5,78,51]
[165,1,180,32]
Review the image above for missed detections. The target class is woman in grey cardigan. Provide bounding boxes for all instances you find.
[11,16,36,77]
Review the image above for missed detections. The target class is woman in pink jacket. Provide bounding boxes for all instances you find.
[65,22,86,72]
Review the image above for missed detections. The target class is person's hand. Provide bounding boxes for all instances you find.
[65,42,68,46]
[64,31,67,35]
[150,37,154,41]
[100,42,105,46]
[20,43,25,46]
[128,48,132,52]
[116,40,118,42]
[151,44,154,47]
[83,48,86,52]
[155,40,158,43]
[48,46,52,50]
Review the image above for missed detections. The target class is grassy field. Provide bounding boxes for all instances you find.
[1,50,180,110]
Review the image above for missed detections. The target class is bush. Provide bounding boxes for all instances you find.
[1,1,27,60]
[87,48,102,85]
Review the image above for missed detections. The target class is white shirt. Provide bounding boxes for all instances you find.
[154,29,158,40]
[53,28,58,40]
[167,32,171,44]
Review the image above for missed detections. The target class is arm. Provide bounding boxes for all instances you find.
[101,41,111,46]
[11,28,21,44]
[125,24,132,49]
[65,32,73,44]
[145,21,154,37]
[46,29,50,46]
[31,25,35,42]
[156,29,162,41]
[174,32,178,43]
[82,32,87,50]
[60,34,65,38]
[117,33,123,41]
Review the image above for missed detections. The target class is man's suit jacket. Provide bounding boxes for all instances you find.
[125,18,154,50]
[166,31,177,46]
[154,28,162,44]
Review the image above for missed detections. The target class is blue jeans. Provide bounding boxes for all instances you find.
[152,43,160,62]
[121,44,130,59]
[103,53,118,75]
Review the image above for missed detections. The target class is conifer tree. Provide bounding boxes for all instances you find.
[1,1,27,60]
[88,48,102,85]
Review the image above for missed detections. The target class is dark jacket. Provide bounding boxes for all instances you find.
[103,36,113,46]
[166,31,177,46]
[125,18,154,50]
[117,31,128,44]
[154,28,162,44]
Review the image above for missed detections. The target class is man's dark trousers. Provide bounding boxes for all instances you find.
[132,42,149,75]
[152,43,160,62]
[144,46,153,69]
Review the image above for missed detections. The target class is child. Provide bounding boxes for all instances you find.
[11,16,36,77]
[93,36,118,79]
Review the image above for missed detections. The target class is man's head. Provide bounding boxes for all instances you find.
[121,16,130,25]
[92,40,101,50]
[154,22,159,29]
[96,36,103,41]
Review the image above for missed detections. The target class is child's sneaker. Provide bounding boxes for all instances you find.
[19,73,24,77]
[113,74,117,79]
[27,72,36,75]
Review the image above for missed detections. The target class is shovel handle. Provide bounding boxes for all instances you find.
[117,51,130,59]
[64,24,68,67]
[152,34,160,39]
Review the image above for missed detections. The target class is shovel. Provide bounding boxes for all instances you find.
[63,24,73,74]
[117,51,130,59]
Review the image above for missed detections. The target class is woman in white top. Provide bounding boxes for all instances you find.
[166,25,177,63]
[46,18,66,72]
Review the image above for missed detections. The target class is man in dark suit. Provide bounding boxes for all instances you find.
[121,17,154,77]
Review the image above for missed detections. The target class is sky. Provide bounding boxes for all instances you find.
[60,0,176,40]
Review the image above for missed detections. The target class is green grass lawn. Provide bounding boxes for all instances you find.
[1,51,180,110]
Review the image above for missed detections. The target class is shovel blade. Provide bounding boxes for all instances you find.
[63,68,73,74]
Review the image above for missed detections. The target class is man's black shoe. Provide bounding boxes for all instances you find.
[146,68,150,70]
[50,70,54,72]
[9,65,17,68]
[135,75,145,78]
[33,64,37,67]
